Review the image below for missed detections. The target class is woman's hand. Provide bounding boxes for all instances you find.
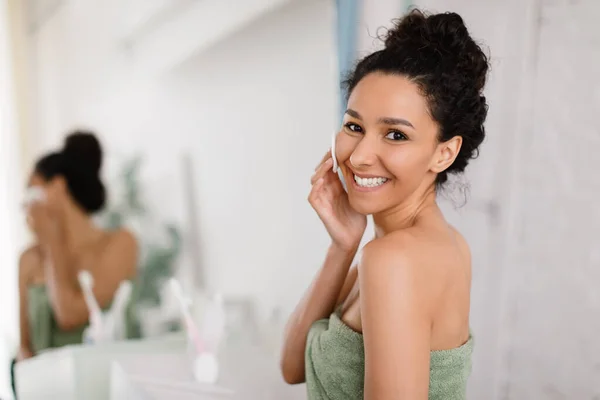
[309,151,367,252]
[28,202,61,244]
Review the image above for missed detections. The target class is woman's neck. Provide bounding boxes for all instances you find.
[373,186,439,237]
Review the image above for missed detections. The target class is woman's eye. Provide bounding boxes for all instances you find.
[344,123,363,133]
[385,130,407,141]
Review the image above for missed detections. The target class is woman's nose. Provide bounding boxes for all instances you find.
[349,135,379,169]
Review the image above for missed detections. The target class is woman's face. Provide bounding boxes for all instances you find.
[335,72,461,215]
[26,173,65,213]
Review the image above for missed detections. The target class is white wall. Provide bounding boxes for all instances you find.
[413,0,600,398]
[357,0,406,55]
[0,0,25,396]
[496,1,600,398]
[27,0,338,323]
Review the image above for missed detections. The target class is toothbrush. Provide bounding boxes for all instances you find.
[77,270,104,338]
[201,293,226,353]
[169,278,205,354]
[170,279,222,383]
[103,280,132,339]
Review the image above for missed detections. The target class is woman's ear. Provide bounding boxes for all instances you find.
[430,135,463,174]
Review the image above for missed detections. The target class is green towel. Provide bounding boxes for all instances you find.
[27,285,136,354]
[305,310,473,399]
[27,285,86,353]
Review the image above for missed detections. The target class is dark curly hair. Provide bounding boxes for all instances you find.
[343,9,489,186]
[34,130,106,213]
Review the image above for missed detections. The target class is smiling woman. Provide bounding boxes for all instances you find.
[281,8,489,400]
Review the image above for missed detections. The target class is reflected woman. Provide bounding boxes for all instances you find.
[281,9,489,399]
[17,131,137,361]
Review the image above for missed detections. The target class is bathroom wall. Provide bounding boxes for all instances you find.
[415,0,600,398]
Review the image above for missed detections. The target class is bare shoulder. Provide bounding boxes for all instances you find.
[385,223,469,268]
[358,225,469,298]
[18,245,43,282]
[359,228,439,269]
[448,224,471,263]
[358,232,437,321]
[102,229,139,277]
[20,244,41,264]
[358,232,429,291]
[360,232,415,267]
[107,228,138,250]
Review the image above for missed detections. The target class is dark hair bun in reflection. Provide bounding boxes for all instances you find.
[35,130,106,213]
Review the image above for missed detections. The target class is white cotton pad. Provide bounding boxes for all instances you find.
[331,133,348,192]
[23,186,46,207]
[331,133,338,173]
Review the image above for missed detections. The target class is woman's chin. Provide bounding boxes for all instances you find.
[348,196,380,216]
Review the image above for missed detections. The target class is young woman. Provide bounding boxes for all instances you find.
[17,131,137,361]
[281,9,489,399]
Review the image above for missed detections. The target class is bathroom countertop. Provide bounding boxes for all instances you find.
[110,340,305,400]
[15,334,305,400]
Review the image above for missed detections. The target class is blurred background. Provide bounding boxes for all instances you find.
[0,0,598,399]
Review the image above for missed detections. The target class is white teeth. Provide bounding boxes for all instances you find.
[353,175,388,188]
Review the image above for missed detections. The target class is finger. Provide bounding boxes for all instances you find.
[309,177,324,195]
[308,176,324,197]
[314,177,325,190]
[309,179,336,223]
[310,159,333,184]
[308,178,325,205]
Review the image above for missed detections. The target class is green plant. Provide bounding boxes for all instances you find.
[99,156,182,338]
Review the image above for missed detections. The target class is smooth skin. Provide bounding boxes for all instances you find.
[17,173,137,361]
[281,72,472,399]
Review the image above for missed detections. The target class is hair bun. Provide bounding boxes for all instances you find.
[62,130,103,174]
[384,9,488,92]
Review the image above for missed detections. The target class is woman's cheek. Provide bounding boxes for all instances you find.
[335,131,359,164]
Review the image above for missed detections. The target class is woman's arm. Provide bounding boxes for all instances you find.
[17,248,39,360]
[44,230,138,330]
[281,151,367,384]
[280,244,358,384]
[360,237,433,400]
